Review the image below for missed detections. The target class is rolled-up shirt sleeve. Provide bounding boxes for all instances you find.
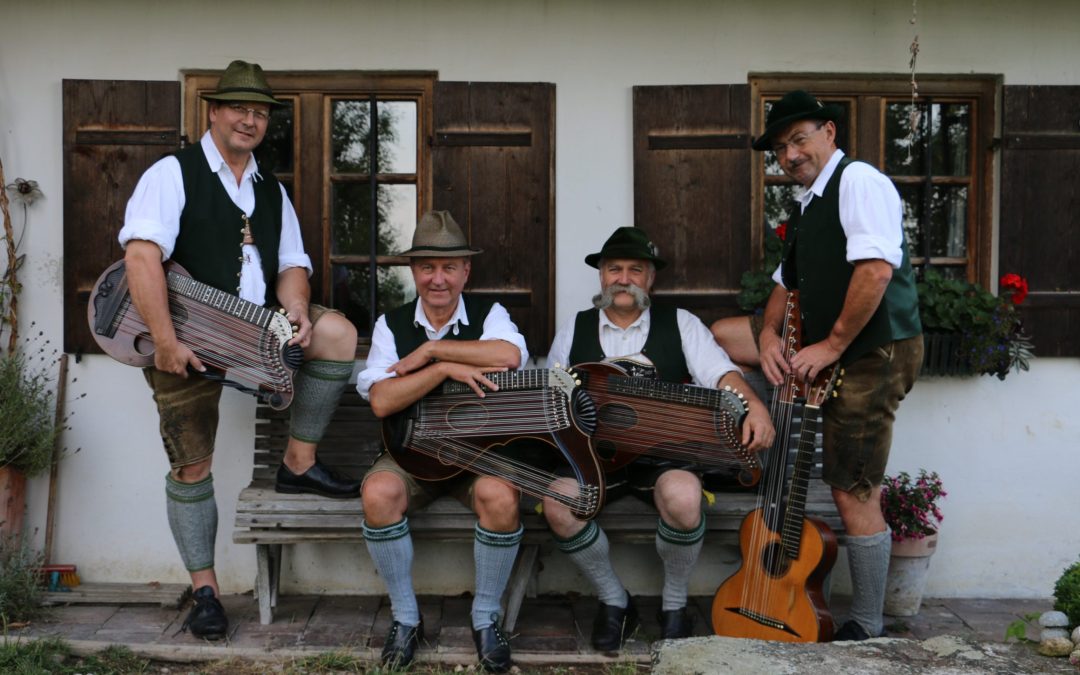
[480,302,529,368]
[276,183,313,275]
[356,315,398,400]
[839,163,905,268]
[118,156,185,259]
[678,308,739,388]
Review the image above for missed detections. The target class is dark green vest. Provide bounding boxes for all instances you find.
[173,143,283,306]
[781,156,922,363]
[385,295,496,357]
[567,305,691,383]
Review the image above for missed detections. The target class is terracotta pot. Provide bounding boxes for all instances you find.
[884,532,938,617]
[0,465,27,544]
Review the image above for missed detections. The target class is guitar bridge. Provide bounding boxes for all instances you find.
[723,607,802,638]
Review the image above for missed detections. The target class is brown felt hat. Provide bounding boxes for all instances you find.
[752,89,843,151]
[401,211,483,257]
[201,60,284,107]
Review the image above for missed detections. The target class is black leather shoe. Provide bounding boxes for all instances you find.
[381,618,424,669]
[833,619,884,641]
[472,622,513,673]
[591,592,639,652]
[657,606,695,640]
[275,458,361,498]
[182,585,228,641]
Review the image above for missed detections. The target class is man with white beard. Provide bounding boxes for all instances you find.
[543,227,774,650]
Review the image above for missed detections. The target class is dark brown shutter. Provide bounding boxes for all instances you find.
[1001,86,1080,357]
[63,79,181,354]
[431,82,555,356]
[633,85,751,327]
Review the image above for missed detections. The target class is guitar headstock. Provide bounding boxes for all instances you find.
[550,363,582,397]
[804,365,842,408]
[720,385,749,421]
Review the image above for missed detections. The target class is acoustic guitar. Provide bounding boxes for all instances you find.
[711,292,841,642]
[87,259,302,410]
[381,367,606,519]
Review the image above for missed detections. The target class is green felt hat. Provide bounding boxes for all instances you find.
[584,227,666,270]
[201,60,284,107]
[752,89,843,151]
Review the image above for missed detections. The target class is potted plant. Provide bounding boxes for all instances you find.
[917,269,1034,379]
[880,469,947,616]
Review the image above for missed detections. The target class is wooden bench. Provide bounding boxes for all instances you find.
[233,388,845,628]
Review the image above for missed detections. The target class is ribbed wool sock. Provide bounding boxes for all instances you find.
[846,528,892,637]
[555,520,626,607]
[655,514,706,611]
[289,359,353,443]
[363,518,420,627]
[472,523,524,629]
[165,473,217,572]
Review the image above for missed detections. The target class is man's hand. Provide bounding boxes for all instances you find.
[741,403,775,453]
[758,328,791,386]
[154,339,205,377]
[789,339,843,384]
[387,341,433,377]
[286,305,312,348]
[441,362,507,398]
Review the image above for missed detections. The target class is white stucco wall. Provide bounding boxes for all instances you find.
[2,0,1078,600]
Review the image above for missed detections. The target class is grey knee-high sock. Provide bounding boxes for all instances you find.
[290,359,353,443]
[363,518,419,626]
[165,473,217,572]
[655,515,706,611]
[472,523,524,629]
[556,520,626,607]
[846,528,892,637]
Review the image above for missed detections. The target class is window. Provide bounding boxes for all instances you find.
[752,75,997,285]
[183,71,436,342]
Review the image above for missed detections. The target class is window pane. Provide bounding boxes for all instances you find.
[380,184,417,254]
[331,263,416,337]
[764,184,801,230]
[254,98,294,174]
[332,99,372,173]
[332,183,417,256]
[886,102,970,177]
[378,101,417,174]
[898,184,968,259]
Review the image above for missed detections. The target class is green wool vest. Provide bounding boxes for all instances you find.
[781,157,922,363]
[567,305,690,383]
[173,144,283,306]
[385,295,496,358]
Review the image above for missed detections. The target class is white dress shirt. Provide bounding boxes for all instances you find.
[547,307,738,388]
[356,297,530,399]
[773,149,905,286]
[119,131,312,305]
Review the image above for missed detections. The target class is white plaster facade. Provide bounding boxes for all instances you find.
[1,0,1078,600]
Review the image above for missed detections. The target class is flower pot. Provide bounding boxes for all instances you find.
[0,465,27,544]
[883,532,938,617]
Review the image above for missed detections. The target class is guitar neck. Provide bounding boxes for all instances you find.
[440,369,551,395]
[166,271,273,328]
[604,374,734,410]
[779,403,822,557]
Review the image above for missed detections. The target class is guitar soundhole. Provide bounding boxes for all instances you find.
[597,403,637,430]
[595,440,617,462]
[134,332,155,356]
[445,402,490,433]
[761,542,792,578]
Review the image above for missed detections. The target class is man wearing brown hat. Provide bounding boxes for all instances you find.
[543,226,775,650]
[356,210,528,672]
[119,60,361,640]
[713,89,923,641]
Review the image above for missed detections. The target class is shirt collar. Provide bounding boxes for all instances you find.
[796,148,844,208]
[199,130,263,183]
[600,306,650,332]
[414,295,469,335]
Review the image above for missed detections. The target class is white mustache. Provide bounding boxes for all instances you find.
[592,283,651,311]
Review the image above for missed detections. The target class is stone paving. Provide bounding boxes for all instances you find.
[12,592,1057,669]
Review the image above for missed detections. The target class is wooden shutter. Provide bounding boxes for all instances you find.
[1001,86,1080,357]
[633,85,751,327]
[431,82,555,357]
[63,79,181,354]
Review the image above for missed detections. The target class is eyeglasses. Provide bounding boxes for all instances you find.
[226,103,270,123]
[771,122,826,155]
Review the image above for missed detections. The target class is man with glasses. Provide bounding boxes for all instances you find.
[711,89,923,641]
[119,60,361,640]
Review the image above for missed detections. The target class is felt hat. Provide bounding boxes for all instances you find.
[752,89,843,151]
[584,227,666,270]
[401,211,483,257]
[201,60,284,107]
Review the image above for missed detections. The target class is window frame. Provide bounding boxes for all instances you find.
[749,74,998,287]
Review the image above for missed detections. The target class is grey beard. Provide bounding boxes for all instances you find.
[592,283,652,311]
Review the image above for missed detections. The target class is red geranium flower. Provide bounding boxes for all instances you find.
[1000,273,1029,305]
[775,221,788,241]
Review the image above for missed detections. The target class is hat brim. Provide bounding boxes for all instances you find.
[751,103,844,151]
[403,246,483,258]
[585,248,667,270]
[202,91,285,108]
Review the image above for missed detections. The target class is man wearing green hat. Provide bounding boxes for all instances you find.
[119,60,361,640]
[357,210,528,672]
[714,89,923,641]
[543,226,775,650]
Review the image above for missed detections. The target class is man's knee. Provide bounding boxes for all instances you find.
[655,471,702,527]
[473,478,520,524]
[361,471,408,524]
[172,458,213,483]
[310,312,357,358]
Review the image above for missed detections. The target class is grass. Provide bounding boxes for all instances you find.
[0,641,650,674]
